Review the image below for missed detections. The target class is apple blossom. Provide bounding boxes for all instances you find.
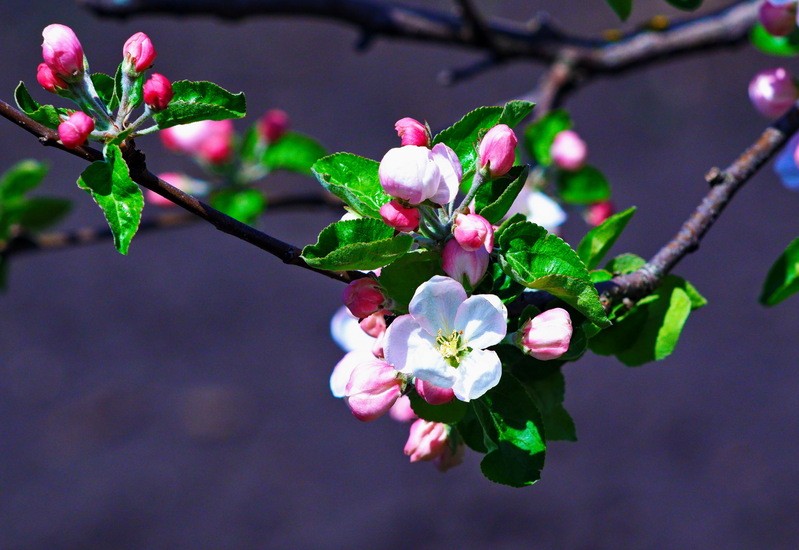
[143,73,173,111]
[258,109,290,142]
[429,142,463,205]
[342,277,387,319]
[519,308,573,361]
[359,310,388,339]
[759,1,796,36]
[161,119,235,157]
[380,200,420,232]
[146,172,209,207]
[378,145,442,205]
[384,275,507,401]
[330,349,375,398]
[551,130,588,171]
[36,63,67,93]
[330,306,377,353]
[389,395,417,422]
[441,239,489,289]
[415,378,455,405]
[123,32,157,75]
[395,117,429,147]
[507,189,567,234]
[344,358,403,421]
[41,24,84,81]
[478,124,517,177]
[453,213,493,252]
[404,419,449,462]
[58,111,94,148]
[748,68,798,119]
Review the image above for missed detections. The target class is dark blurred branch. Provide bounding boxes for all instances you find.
[0,99,361,284]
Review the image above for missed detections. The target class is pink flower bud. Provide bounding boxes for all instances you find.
[519,308,573,361]
[342,278,386,319]
[379,200,420,232]
[585,200,615,226]
[759,1,796,37]
[551,130,588,171]
[389,395,418,423]
[161,119,234,156]
[404,419,449,462]
[453,213,494,252]
[478,124,517,177]
[435,441,465,472]
[395,117,429,147]
[41,24,84,80]
[749,68,799,118]
[441,239,489,289]
[198,134,233,164]
[344,359,402,422]
[36,62,67,93]
[378,146,441,205]
[123,32,157,74]
[258,109,290,142]
[359,310,388,339]
[58,111,94,148]
[146,172,209,207]
[143,73,173,111]
[415,379,455,405]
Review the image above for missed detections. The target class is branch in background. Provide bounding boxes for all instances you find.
[0,192,342,258]
[0,99,362,284]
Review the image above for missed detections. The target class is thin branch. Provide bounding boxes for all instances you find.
[453,0,497,52]
[79,0,759,76]
[0,99,362,284]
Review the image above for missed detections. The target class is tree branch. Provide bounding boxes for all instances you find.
[0,99,362,284]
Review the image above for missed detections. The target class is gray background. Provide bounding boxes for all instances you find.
[0,0,798,548]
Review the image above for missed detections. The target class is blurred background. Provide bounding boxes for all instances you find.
[0,0,798,548]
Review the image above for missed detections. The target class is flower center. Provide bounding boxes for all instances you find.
[436,329,469,367]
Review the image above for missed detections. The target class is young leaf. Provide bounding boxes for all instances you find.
[153,80,246,129]
[210,188,266,224]
[606,0,633,20]
[14,82,67,129]
[262,132,326,175]
[524,109,572,166]
[760,236,799,306]
[556,165,611,205]
[15,197,71,231]
[311,153,389,218]
[408,390,467,423]
[0,159,48,199]
[301,218,413,271]
[605,252,646,274]
[379,249,442,312]
[474,165,529,224]
[91,72,118,111]
[498,221,610,327]
[76,144,143,255]
[577,206,636,270]
[750,23,799,57]
[473,374,547,487]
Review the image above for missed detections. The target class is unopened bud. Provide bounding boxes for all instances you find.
[759,1,797,37]
[258,109,290,142]
[379,146,441,205]
[58,111,94,148]
[161,119,234,158]
[551,130,588,171]
[415,379,455,405]
[344,359,402,422]
[41,24,84,81]
[342,278,386,319]
[478,124,517,177]
[519,308,573,361]
[123,32,157,75]
[143,73,173,111]
[404,419,449,462]
[389,395,418,423]
[453,213,494,252]
[585,200,615,226]
[441,239,489,289]
[395,117,430,147]
[36,62,67,93]
[429,142,462,205]
[379,200,420,232]
[748,68,798,118]
[359,310,388,339]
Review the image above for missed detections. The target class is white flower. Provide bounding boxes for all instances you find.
[330,306,376,353]
[383,276,507,401]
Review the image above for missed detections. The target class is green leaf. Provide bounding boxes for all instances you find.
[91,72,117,111]
[14,82,67,129]
[210,188,266,224]
[456,405,488,453]
[474,165,529,225]
[262,132,326,175]
[0,160,48,199]
[408,390,467,423]
[76,144,143,255]
[433,101,533,182]
[605,252,646,274]
[379,249,442,312]
[606,0,633,20]
[525,370,576,442]
[524,110,572,166]
[301,218,413,271]
[14,197,71,231]
[556,165,611,205]
[473,261,525,306]
[750,23,799,57]
[664,0,702,10]
[311,153,390,218]
[577,206,636,270]
[473,374,546,487]
[153,80,246,129]
[498,221,610,327]
[760,236,799,306]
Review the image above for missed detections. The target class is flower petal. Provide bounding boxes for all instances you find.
[330,349,375,398]
[330,306,376,353]
[454,293,507,350]
[451,349,502,401]
[409,275,466,336]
